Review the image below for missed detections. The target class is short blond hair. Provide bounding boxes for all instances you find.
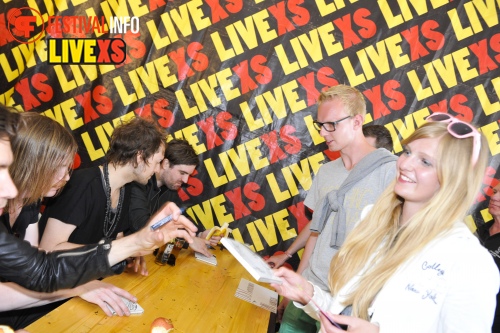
[318,84,366,117]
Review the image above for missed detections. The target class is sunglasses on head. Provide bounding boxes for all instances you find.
[425,112,481,166]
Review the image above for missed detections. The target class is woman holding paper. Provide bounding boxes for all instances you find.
[271,116,498,332]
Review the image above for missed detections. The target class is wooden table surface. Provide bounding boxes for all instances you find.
[26,247,275,333]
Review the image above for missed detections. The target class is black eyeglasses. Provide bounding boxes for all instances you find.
[313,116,351,132]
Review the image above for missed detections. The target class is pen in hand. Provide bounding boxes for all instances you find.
[150,207,187,231]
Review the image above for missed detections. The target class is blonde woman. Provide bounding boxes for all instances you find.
[272,116,498,333]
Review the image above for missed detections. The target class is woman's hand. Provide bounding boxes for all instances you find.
[77,280,137,317]
[319,313,379,333]
[270,267,314,305]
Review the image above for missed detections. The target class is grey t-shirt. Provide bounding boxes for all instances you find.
[303,150,397,291]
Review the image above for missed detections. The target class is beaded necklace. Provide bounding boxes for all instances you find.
[102,163,124,238]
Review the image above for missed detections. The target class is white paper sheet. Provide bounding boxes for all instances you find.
[235,278,278,313]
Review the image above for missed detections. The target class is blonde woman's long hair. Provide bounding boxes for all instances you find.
[328,121,489,320]
[7,113,77,209]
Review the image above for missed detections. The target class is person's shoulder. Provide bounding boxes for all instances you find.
[413,224,497,280]
[318,158,343,172]
[57,166,102,198]
[70,166,101,183]
[128,177,156,196]
[476,221,491,235]
[437,223,493,257]
[20,202,40,220]
[127,180,147,192]
[158,186,181,207]
[446,223,499,278]
[372,151,397,176]
[379,160,397,173]
[311,159,345,186]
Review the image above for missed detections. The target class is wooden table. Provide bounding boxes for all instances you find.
[26,247,275,333]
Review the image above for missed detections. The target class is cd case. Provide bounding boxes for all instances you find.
[220,238,282,284]
[195,252,217,265]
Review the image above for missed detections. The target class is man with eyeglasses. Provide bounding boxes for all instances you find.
[277,85,397,333]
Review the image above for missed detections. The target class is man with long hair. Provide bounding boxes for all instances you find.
[39,118,165,267]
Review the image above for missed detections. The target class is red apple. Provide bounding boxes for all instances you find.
[150,317,174,333]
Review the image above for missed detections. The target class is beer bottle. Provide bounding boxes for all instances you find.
[155,240,175,265]
[168,238,186,266]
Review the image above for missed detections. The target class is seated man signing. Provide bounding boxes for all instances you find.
[128,139,217,257]
[39,117,166,273]
[0,106,197,332]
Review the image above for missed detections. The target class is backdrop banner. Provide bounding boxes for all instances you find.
[1,0,499,260]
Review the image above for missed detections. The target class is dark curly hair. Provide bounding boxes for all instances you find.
[106,117,165,167]
[362,124,393,151]
[164,139,199,167]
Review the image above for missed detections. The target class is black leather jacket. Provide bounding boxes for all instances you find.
[0,224,115,292]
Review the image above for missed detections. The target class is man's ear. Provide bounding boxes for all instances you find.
[136,151,144,165]
[352,114,365,130]
[162,158,170,169]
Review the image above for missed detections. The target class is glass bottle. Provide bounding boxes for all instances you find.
[155,239,175,265]
[168,238,185,266]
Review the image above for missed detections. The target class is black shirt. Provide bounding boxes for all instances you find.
[128,174,204,233]
[39,167,131,244]
[477,222,500,267]
[477,222,500,328]
[0,202,40,240]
